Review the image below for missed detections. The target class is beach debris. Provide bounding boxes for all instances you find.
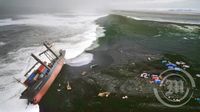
[195,98,200,103]
[163,60,191,70]
[176,61,181,65]
[147,57,151,61]
[140,73,149,78]
[180,61,186,65]
[173,99,181,102]
[175,61,190,69]
[141,72,162,83]
[58,83,61,87]
[176,61,186,65]
[154,79,161,85]
[153,34,161,37]
[66,81,72,91]
[151,75,159,81]
[140,72,162,85]
[162,60,168,64]
[174,67,181,71]
[182,64,190,69]
[196,74,200,78]
[151,75,161,85]
[149,80,154,84]
[122,96,128,99]
[166,63,177,69]
[81,71,87,76]
[90,64,98,69]
[98,92,110,97]
[131,62,135,65]
[57,89,61,92]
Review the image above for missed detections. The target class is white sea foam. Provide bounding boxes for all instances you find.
[126,16,143,20]
[0,98,39,112]
[0,15,72,27]
[0,42,6,46]
[0,47,41,112]
[170,24,200,32]
[55,24,105,66]
[0,18,13,26]
[0,13,106,112]
[182,37,200,40]
[126,15,200,25]
[184,25,200,32]
[0,14,106,64]
[183,37,189,40]
[51,15,106,66]
[0,14,106,27]
[65,53,93,66]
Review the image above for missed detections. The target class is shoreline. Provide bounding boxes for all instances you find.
[39,14,200,112]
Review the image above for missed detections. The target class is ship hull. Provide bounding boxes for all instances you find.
[33,57,65,104]
[21,50,65,104]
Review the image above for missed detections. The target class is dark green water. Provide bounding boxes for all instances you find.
[40,14,200,112]
[97,14,200,62]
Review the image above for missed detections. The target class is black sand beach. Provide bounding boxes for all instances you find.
[40,14,200,112]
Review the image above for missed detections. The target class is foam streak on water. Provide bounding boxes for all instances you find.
[126,15,200,25]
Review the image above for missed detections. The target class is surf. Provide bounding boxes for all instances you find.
[0,13,106,112]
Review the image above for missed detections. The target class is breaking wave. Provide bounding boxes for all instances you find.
[0,47,41,112]
[126,16,200,25]
[0,13,106,112]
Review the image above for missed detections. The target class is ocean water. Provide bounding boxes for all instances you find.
[0,11,200,112]
[97,14,200,63]
[0,13,106,112]
[114,10,200,25]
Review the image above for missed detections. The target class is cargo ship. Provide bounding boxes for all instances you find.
[20,42,65,104]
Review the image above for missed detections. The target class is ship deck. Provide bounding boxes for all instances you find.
[20,50,65,103]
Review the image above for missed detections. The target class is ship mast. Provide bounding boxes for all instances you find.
[24,62,39,77]
[31,53,50,70]
[43,42,59,59]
